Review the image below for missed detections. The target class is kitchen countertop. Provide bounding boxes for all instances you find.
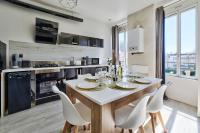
[1,64,108,73]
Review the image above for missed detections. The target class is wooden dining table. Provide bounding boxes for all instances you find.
[64,77,162,133]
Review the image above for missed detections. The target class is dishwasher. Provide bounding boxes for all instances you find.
[6,71,31,114]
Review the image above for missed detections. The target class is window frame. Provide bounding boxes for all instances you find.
[165,3,198,80]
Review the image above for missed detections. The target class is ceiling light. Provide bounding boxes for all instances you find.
[58,0,78,10]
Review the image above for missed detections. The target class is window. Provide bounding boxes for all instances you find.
[165,15,178,75]
[165,7,197,78]
[180,8,196,77]
[119,30,128,67]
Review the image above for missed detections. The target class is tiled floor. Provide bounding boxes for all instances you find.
[0,99,199,133]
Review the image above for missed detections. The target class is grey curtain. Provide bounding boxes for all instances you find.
[156,6,165,84]
[112,25,119,65]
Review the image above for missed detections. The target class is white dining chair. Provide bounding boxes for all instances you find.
[129,89,157,108]
[115,95,151,133]
[52,86,91,133]
[147,85,168,133]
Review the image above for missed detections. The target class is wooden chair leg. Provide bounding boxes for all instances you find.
[88,124,91,130]
[129,129,133,133]
[73,126,78,133]
[63,121,72,133]
[139,126,144,133]
[157,111,167,133]
[150,113,156,133]
[154,113,158,124]
[121,128,124,133]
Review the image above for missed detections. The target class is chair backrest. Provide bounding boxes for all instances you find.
[147,85,168,113]
[52,86,87,125]
[120,95,150,130]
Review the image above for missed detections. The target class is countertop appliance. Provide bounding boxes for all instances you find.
[86,57,92,65]
[11,54,23,68]
[22,60,31,68]
[11,54,19,68]
[6,71,31,114]
[81,57,87,66]
[92,58,99,65]
[35,18,58,44]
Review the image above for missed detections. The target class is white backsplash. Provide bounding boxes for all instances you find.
[9,40,107,64]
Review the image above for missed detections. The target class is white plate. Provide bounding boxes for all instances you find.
[116,82,138,89]
[85,75,99,80]
[77,82,99,90]
[135,78,151,84]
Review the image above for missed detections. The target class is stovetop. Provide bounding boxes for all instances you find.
[34,63,59,68]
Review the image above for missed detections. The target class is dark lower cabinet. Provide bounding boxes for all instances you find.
[81,67,96,76]
[6,72,31,114]
[81,67,108,76]
[64,68,78,80]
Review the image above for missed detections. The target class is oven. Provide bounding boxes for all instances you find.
[35,70,65,105]
[92,58,99,65]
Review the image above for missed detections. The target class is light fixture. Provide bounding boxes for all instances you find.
[59,0,78,10]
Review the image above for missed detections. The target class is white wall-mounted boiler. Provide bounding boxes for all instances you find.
[128,26,144,54]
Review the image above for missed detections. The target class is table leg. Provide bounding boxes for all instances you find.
[66,86,76,104]
[91,103,115,133]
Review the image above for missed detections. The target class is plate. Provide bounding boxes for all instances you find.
[134,78,151,84]
[116,82,138,89]
[77,82,99,90]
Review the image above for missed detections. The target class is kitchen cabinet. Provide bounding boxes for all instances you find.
[6,72,31,114]
[64,68,78,80]
[59,32,104,48]
[1,65,108,116]
[81,66,108,76]
[81,67,96,76]
[96,38,104,48]
[59,32,79,45]
[79,36,89,46]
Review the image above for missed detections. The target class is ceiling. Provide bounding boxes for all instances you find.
[29,0,162,24]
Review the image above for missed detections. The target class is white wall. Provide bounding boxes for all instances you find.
[0,1,112,62]
[127,4,199,107]
[127,5,156,77]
